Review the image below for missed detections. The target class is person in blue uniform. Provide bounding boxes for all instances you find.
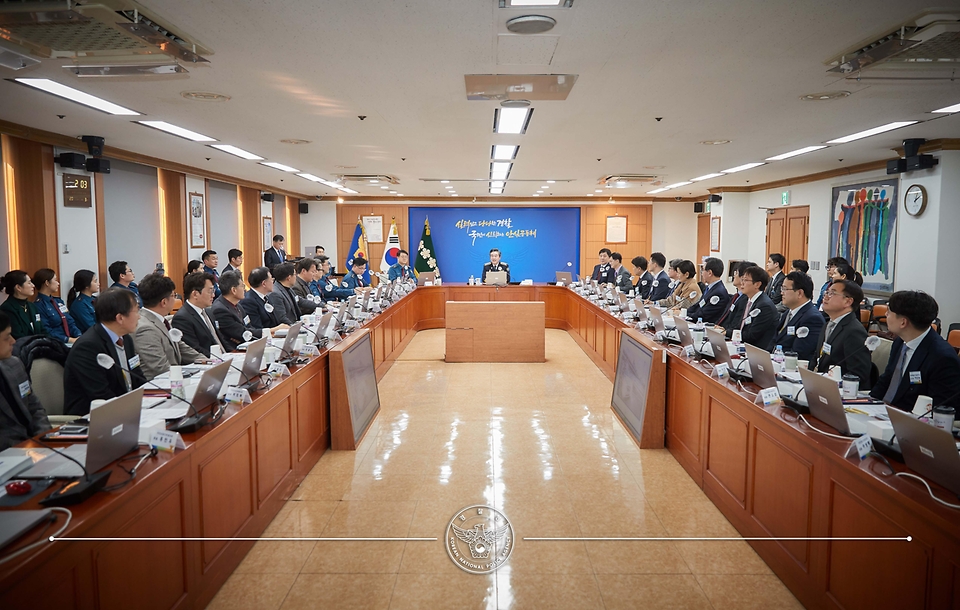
[316,256,353,301]
[341,257,369,291]
[33,268,81,344]
[481,249,510,283]
[389,250,416,282]
[67,269,99,333]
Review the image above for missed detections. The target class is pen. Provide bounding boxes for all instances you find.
[844,407,869,416]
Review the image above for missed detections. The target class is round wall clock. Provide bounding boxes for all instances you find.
[904,184,927,217]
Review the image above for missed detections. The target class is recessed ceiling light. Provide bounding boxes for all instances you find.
[700,140,731,145]
[138,120,216,142]
[765,145,828,161]
[490,188,503,195]
[691,173,724,182]
[508,0,564,6]
[370,179,379,183]
[389,190,397,194]
[932,102,960,113]
[664,181,692,189]
[494,107,532,134]
[490,181,505,188]
[396,193,402,196]
[15,78,140,115]
[587,193,594,196]
[492,144,519,160]
[647,187,669,194]
[260,161,299,172]
[210,144,263,160]
[721,162,766,173]
[532,193,540,197]
[594,189,602,193]
[826,121,917,144]
[540,185,549,189]
[445,185,453,189]
[537,190,543,193]
[800,91,850,102]
[280,138,312,145]
[380,185,389,189]
[506,15,557,34]
[547,180,556,183]
[440,180,450,184]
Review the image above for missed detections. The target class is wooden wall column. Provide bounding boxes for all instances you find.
[158,168,187,295]
[285,196,301,260]
[238,186,261,281]
[1,134,58,276]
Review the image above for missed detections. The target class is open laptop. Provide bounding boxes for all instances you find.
[743,344,803,400]
[21,388,145,478]
[485,270,507,285]
[417,271,435,286]
[556,271,573,285]
[705,328,734,369]
[647,305,667,335]
[188,360,231,409]
[887,407,960,496]
[309,311,334,342]
[798,367,854,436]
[278,321,303,362]
[674,317,694,348]
[236,336,268,391]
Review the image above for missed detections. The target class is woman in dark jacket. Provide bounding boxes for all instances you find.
[33,268,80,344]
[67,269,99,333]
[0,271,48,340]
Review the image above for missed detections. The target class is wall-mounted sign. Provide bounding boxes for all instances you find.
[781,190,790,206]
[63,173,92,208]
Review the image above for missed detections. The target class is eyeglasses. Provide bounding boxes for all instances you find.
[823,290,849,299]
[781,286,798,292]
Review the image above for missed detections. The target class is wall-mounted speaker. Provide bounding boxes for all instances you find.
[261,193,275,202]
[85,158,110,174]
[56,152,86,170]
[708,194,722,203]
[693,201,705,213]
[299,202,309,214]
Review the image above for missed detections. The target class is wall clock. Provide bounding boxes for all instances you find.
[904,184,927,217]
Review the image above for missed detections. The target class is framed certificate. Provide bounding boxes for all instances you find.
[189,192,207,248]
[606,215,627,243]
[710,217,721,251]
[362,215,384,243]
[262,216,273,252]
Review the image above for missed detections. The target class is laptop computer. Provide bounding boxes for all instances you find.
[189,360,231,409]
[705,328,734,369]
[485,271,507,285]
[648,306,666,335]
[556,271,573,285]
[417,271,435,286]
[237,336,268,390]
[21,388,144,478]
[887,407,960,496]
[674,317,694,348]
[310,311,334,342]
[278,321,303,361]
[0,510,54,552]
[798,367,854,436]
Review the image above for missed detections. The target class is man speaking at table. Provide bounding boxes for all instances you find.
[481,248,510,284]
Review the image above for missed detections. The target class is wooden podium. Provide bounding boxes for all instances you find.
[445,301,545,362]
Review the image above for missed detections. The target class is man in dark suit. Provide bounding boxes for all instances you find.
[0,311,51,449]
[63,288,146,416]
[686,257,730,324]
[765,253,786,309]
[210,271,272,351]
[108,260,142,308]
[647,252,671,302]
[590,248,615,284]
[729,266,779,350]
[241,267,289,329]
[631,256,654,299]
[269,263,302,324]
[222,248,243,276]
[610,253,633,292]
[263,235,287,269]
[171,273,225,358]
[870,291,960,411]
[717,261,755,335]
[811,279,871,389]
[201,249,222,298]
[481,248,511,283]
[768,271,824,362]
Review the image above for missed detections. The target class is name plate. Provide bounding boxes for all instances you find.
[757,386,782,407]
[714,362,730,379]
[299,344,320,357]
[845,434,875,461]
[150,430,186,452]
[683,345,696,358]
[268,363,291,378]
[224,386,253,404]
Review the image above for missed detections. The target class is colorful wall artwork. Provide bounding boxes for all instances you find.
[829,179,899,293]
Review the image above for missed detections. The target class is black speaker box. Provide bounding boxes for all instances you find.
[56,152,86,170]
[693,201,705,213]
[85,158,110,173]
[261,193,275,202]
[299,202,309,214]
[708,194,722,203]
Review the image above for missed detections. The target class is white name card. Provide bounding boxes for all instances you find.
[150,430,186,452]
[225,387,252,404]
[268,363,291,378]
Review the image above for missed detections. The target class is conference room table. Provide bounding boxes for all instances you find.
[1,283,958,609]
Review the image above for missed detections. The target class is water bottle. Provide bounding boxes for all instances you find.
[773,345,786,372]
[696,317,704,331]
[169,365,186,401]
[469,275,475,285]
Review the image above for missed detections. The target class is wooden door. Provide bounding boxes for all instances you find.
[785,208,809,263]
[696,213,711,263]
[766,210,785,259]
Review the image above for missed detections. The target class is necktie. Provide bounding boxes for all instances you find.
[779,310,793,333]
[56,305,70,337]
[717,293,739,326]
[116,337,124,348]
[882,344,908,404]
[164,319,171,331]
[740,298,753,330]
[200,309,225,352]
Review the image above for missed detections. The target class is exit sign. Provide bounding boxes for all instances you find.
[781,190,790,206]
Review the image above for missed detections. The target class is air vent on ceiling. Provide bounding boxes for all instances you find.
[600,175,662,188]
[826,10,960,74]
[336,174,400,185]
[0,0,211,62]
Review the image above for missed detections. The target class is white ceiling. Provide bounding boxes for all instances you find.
[2,0,959,199]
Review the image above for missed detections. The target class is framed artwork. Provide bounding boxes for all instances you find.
[189,192,207,248]
[262,216,273,253]
[606,215,627,243]
[362,215,384,243]
[710,217,721,251]
[829,179,898,294]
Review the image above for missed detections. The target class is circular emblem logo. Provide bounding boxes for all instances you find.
[445,505,514,574]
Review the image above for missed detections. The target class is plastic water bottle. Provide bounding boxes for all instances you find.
[773,345,786,372]
[169,365,185,401]
[469,275,475,285]
[696,317,704,331]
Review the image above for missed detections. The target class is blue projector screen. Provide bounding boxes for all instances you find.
[408,207,580,282]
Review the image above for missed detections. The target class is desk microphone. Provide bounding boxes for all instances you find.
[143,378,214,435]
[33,436,112,507]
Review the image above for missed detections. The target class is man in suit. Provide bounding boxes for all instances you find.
[341,257,369,292]
[63,288,147,416]
[717,261,755,334]
[241,267,289,329]
[590,248,614,284]
[388,250,416,282]
[0,310,51,450]
[870,291,960,411]
[687,257,731,324]
[292,258,321,315]
[647,252,671,302]
[315,256,353,302]
[135,273,204,381]
[610,253,633,292]
[724,265,778,350]
[222,248,243,276]
[210,271,278,351]
[811,279,871,389]
[171,273,225,358]
[269,263,302,324]
[108,260,142,308]
[481,248,510,284]
[765,253,786,309]
[791,259,809,275]
[201,249,222,299]
[631,256,654,299]
[263,235,287,269]
[768,271,824,362]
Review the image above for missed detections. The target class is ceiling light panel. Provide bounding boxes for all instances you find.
[492,144,519,160]
[765,145,827,161]
[721,162,766,174]
[825,121,917,144]
[138,120,216,142]
[664,181,692,189]
[647,187,669,194]
[210,144,263,160]
[494,107,532,134]
[14,78,140,115]
[932,102,960,113]
[261,161,299,172]
[691,173,724,182]
[490,181,505,188]
[506,0,564,6]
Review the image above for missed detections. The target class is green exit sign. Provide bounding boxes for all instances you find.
[781,190,790,206]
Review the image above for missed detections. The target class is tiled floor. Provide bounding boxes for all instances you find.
[208,330,802,609]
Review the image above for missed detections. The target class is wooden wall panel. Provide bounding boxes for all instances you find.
[198,429,255,568]
[255,397,294,506]
[295,368,328,469]
[336,203,409,274]
[705,397,749,506]
[95,173,108,285]
[238,186,262,282]
[285,195,301,259]
[666,367,705,483]
[1,135,58,274]
[581,205,653,280]
[158,168,187,295]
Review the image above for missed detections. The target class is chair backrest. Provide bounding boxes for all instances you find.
[30,358,65,415]
[871,336,894,374]
[858,308,870,329]
[948,330,960,351]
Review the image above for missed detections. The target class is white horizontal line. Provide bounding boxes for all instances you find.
[523,536,911,542]
[52,537,438,542]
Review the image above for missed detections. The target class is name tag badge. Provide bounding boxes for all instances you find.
[822,343,832,356]
[18,380,31,398]
[35,314,41,322]
[698,300,706,308]
[58,303,68,313]
[128,354,140,368]
[243,315,251,325]
[787,326,796,336]
[909,371,922,384]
